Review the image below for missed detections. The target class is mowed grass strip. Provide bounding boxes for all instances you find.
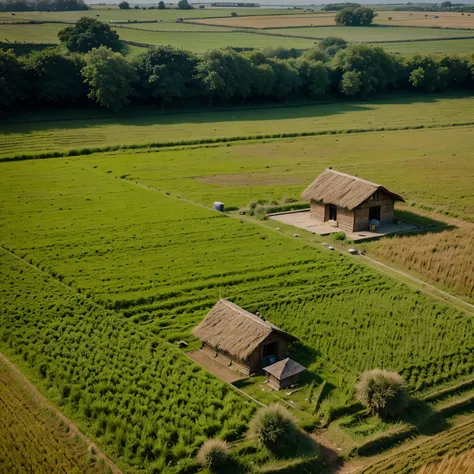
[263,25,474,41]
[1,94,473,159]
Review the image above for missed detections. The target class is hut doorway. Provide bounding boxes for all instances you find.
[262,341,278,366]
[369,206,381,221]
[328,205,337,221]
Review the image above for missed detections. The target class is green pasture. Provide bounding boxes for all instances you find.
[0,23,63,43]
[115,21,235,31]
[265,25,474,41]
[1,94,473,160]
[0,156,472,400]
[78,125,474,232]
[114,27,316,50]
[0,7,297,23]
[378,38,474,54]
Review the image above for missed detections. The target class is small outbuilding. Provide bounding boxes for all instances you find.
[192,299,299,375]
[302,169,405,233]
[263,358,306,390]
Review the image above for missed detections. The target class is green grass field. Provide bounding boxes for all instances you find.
[265,25,474,41]
[1,94,473,160]
[376,38,474,54]
[0,23,64,44]
[76,126,473,221]
[116,21,236,31]
[114,27,316,50]
[0,6,297,23]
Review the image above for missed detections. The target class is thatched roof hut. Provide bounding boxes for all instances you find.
[302,169,404,210]
[263,358,306,390]
[193,300,298,375]
[302,169,405,233]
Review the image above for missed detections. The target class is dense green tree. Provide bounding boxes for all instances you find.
[261,46,299,60]
[134,46,197,105]
[0,49,25,108]
[0,0,87,11]
[177,0,192,9]
[267,58,299,99]
[356,7,375,26]
[118,0,130,8]
[332,44,399,96]
[319,36,347,56]
[295,58,329,98]
[58,17,121,53]
[195,49,253,103]
[81,46,136,112]
[23,48,86,103]
[301,47,329,63]
[335,6,375,26]
[158,0,165,8]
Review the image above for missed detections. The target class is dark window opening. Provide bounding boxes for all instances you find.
[329,205,337,221]
[369,206,381,221]
[262,341,278,366]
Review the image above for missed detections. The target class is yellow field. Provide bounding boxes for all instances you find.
[373,227,474,299]
[190,10,474,30]
[376,10,474,29]
[418,449,474,473]
[187,12,336,28]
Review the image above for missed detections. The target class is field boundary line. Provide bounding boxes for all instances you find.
[2,121,474,163]
[0,350,123,474]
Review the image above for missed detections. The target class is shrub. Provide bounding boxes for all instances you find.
[332,232,346,241]
[248,404,298,453]
[196,439,230,472]
[356,369,409,419]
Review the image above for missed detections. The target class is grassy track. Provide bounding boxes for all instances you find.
[264,26,474,41]
[0,356,110,474]
[1,94,473,159]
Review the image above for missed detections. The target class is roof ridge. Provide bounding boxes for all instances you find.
[325,168,381,188]
[220,299,272,330]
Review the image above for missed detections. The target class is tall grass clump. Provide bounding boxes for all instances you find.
[196,439,230,472]
[356,369,409,419]
[248,404,298,453]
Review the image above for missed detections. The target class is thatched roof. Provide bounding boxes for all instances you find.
[301,169,405,210]
[263,358,306,380]
[193,300,298,361]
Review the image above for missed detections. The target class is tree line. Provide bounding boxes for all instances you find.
[0,0,87,12]
[1,18,474,113]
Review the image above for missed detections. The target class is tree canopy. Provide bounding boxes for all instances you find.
[335,7,375,26]
[177,0,192,9]
[134,46,197,104]
[0,49,24,108]
[81,46,136,112]
[23,48,86,103]
[118,0,130,8]
[58,17,121,53]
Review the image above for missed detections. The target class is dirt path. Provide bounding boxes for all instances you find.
[0,351,123,474]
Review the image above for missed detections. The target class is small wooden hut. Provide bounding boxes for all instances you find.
[263,358,306,390]
[302,169,404,233]
[192,300,298,375]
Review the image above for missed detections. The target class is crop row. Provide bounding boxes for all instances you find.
[360,418,474,473]
[0,250,255,471]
